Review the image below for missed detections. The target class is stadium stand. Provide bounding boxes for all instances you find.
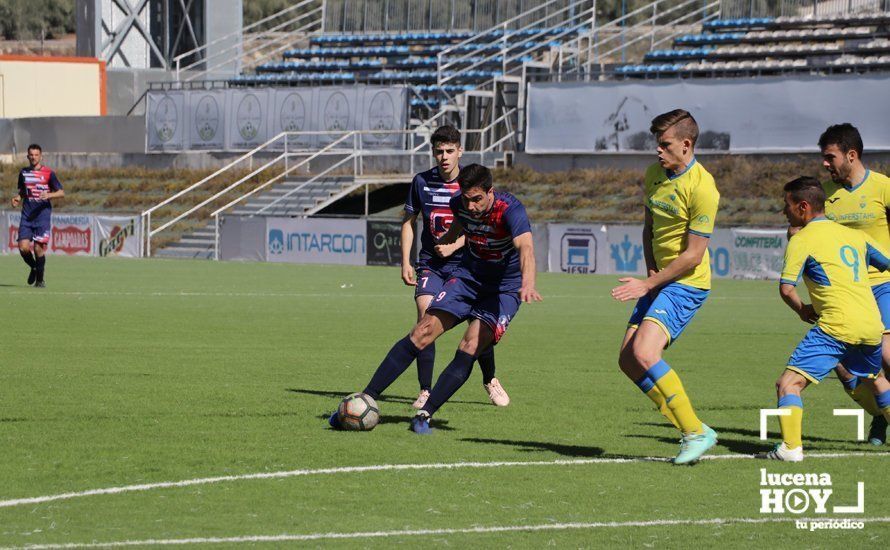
[230,28,572,115]
[613,10,890,78]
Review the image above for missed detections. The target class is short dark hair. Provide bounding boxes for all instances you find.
[650,109,699,146]
[431,125,461,148]
[457,163,492,192]
[818,123,863,158]
[784,176,825,212]
[27,143,42,152]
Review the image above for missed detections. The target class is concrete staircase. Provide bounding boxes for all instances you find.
[154,174,411,259]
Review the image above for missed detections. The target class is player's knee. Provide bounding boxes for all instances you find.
[617,346,637,373]
[776,372,805,396]
[410,320,437,348]
[18,242,30,253]
[457,337,480,356]
[631,343,661,370]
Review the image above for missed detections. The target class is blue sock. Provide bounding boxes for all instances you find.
[477,346,496,384]
[841,376,860,391]
[416,341,435,391]
[363,336,420,399]
[634,374,655,393]
[421,350,475,416]
[876,390,890,410]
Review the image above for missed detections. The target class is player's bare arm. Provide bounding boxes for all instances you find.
[514,232,542,303]
[779,282,818,324]
[434,217,464,257]
[435,235,466,258]
[642,208,658,277]
[611,232,709,302]
[401,210,418,285]
[39,189,64,201]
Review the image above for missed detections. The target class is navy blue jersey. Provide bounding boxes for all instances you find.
[405,166,463,271]
[18,165,62,221]
[449,190,532,288]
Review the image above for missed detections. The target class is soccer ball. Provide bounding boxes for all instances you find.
[337,393,380,431]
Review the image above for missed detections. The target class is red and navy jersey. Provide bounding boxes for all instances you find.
[405,166,463,271]
[449,190,531,287]
[18,165,62,220]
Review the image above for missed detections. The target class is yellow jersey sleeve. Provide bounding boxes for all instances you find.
[687,178,719,237]
[780,234,807,285]
[864,234,890,272]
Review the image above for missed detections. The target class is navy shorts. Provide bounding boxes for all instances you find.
[18,216,51,244]
[414,266,450,299]
[427,270,521,344]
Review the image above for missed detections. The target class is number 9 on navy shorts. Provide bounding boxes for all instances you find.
[427,275,520,344]
[627,282,709,347]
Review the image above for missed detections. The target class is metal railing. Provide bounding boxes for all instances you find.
[436,0,597,89]
[557,0,720,77]
[720,0,890,19]
[174,0,325,81]
[140,129,440,257]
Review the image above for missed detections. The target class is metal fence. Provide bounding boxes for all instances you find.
[323,0,594,32]
[719,0,890,18]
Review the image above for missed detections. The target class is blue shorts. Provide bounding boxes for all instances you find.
[427,270,521,344]
[787,326,883,384]
[872,282,890,332]
[414,266,450,299]
[627,282,709,347]
[18,217,51,244]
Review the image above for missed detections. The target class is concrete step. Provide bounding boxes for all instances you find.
[155,246,214,260]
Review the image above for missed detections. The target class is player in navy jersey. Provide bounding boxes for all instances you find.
[10,144,64,288]
[329,164,541,434]
[401,126,508,409]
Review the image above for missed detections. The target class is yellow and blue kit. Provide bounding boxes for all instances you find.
[628,159,719,346]
[780,217,890,382]
[823,170,890,331]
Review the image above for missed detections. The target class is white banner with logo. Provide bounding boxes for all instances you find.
[187,90,227,150]
[606,224,646,275]
[527,75,890,153]
[266,217,367,265]
[547,223,609,274]
[271,88,316,149]
[730,228,787,280]
[95,215,142,258]
[146,91,186,151]
[227,88,272,150]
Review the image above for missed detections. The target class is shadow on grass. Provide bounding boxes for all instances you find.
[287,387,490,406]
[460,437,607,457]
[315,413,455,431]
[627,432,854,454]
[635,421,855,444]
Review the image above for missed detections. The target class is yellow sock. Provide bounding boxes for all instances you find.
[777,394,803,449]
[846,383,882,417]
[644,387,682,430]
[649,361,703,435]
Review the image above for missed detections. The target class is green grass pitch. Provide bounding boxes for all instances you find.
[0,256,887,548]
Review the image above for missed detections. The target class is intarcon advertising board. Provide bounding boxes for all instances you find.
[266,217,366,265]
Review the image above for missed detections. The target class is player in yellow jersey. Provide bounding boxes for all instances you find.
[760,176,890,461]
[819,123,890,445]
[611,109,719,465]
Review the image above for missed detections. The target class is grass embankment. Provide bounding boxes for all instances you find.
[3,156,885,247]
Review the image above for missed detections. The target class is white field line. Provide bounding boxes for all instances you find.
[4,517,890,549]
[2,290,770,301]
[1,452,887,510]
